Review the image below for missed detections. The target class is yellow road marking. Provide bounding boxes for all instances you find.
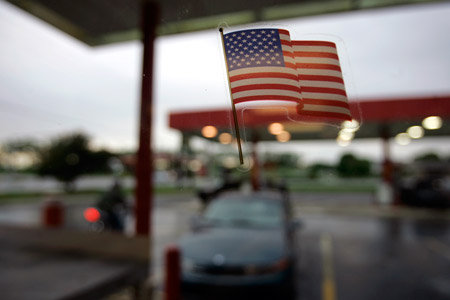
[323,278,336,300]
[320,233,337,300]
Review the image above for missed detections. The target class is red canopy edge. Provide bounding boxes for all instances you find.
[169,95,450,131]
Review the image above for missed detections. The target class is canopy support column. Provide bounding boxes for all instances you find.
[380,126,396,205]
[135,1,159,236]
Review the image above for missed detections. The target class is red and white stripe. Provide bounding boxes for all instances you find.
[293,41,352,121]
[229,29,302,105]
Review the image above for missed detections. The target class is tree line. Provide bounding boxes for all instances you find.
[1,133,116,191]
[1,132,446,191]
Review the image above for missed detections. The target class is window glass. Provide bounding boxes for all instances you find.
[204,198,284,227]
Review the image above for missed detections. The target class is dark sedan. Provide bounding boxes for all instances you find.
[179,191,300,299]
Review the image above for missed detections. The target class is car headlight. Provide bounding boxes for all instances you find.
[244,258,289,275]
[269,258,289,272]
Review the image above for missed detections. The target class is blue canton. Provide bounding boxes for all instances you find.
[224,29,285,71]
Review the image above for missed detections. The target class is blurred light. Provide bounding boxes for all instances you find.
[188,159,202,172]
[407,126,424,139]
[84,207,100,223]
[201,126,218,138]
[338,130,354,141]
[341,119,360,133]
[218,132,233,144]
[268,123,284,135]
[395,133,411,145]
[155,158,170,170]
[422,116,442,130]
[222,156,239,168]
[276,131,291,142]
[336,136,350,147]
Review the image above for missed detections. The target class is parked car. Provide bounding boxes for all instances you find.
[178,190,300,299]
[397,162,450,209]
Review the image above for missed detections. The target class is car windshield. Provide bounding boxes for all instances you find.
[203,198,284,228]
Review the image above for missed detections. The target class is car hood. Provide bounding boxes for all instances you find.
[179,227,287,265]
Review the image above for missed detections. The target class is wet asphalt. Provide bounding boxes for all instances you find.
[0,192,449,300]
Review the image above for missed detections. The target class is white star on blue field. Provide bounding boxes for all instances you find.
[224,29,285,70]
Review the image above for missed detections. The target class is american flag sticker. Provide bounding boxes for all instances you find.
[222,28,352,122]
[223,29,302,105]
[293,40,351,121]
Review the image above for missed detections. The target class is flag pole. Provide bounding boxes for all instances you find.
[219,27,244,165]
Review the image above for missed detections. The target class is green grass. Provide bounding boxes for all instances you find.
[0,176,377,205]
[0,185,195,205]
[288,183,377,193]
[286,177,378,193]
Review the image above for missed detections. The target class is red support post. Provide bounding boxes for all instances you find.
[164,245,181,300]
[251,134,260,191]
[381,127,392,184]
[380,126,397,205]
[42,198,64,228]
[135,1,159,236]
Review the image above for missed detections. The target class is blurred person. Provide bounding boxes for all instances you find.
[96,180,127,231]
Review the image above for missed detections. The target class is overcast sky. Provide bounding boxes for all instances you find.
[0,1,449,163]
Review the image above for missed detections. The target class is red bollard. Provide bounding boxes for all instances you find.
[164,245,181,300]
[42,198,64,228]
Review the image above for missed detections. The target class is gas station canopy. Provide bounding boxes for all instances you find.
[169,95,450,142]
[5,0,444,46]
